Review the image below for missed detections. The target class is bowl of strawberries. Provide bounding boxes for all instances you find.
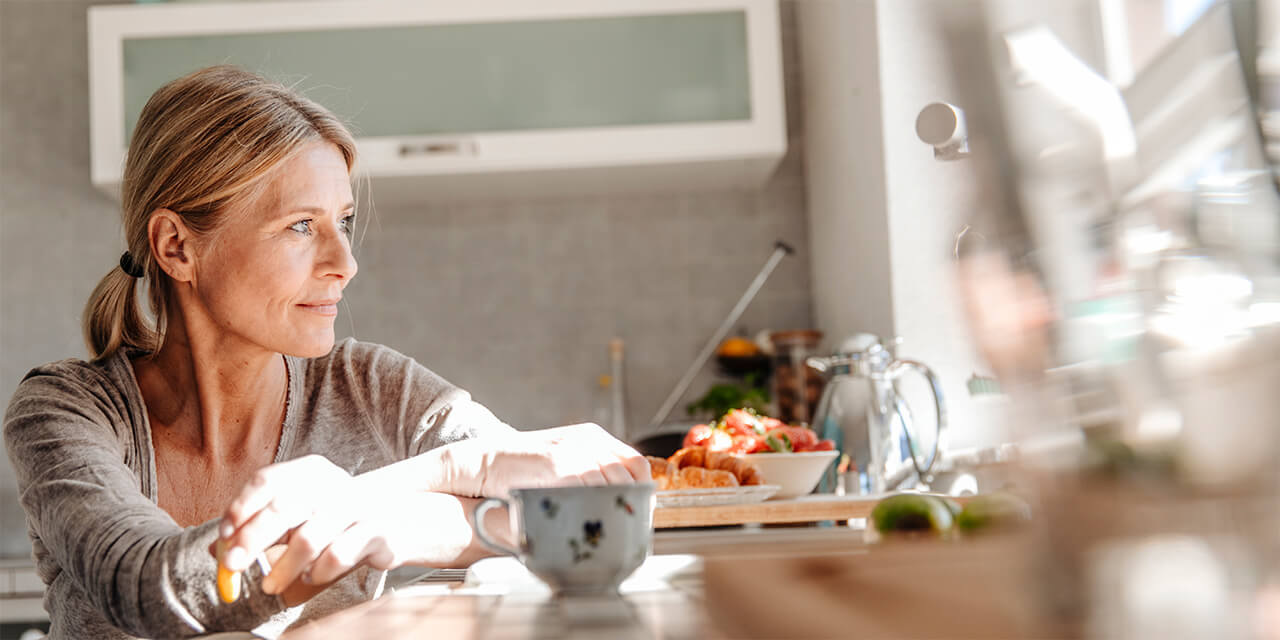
[683,409,838,499]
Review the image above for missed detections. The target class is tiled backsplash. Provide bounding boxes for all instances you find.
[0,559,47,625]
[340,182,812,433]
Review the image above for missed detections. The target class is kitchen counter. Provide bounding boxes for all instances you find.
[275,523,881,640]
[275,526,1041,639]
[280,555,721,640]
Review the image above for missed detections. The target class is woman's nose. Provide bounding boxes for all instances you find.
[319,226,358,282]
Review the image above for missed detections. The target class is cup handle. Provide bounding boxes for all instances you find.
[472,497,520,557]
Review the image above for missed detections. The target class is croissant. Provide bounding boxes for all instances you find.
[673,465,739,489]
[647,456,676,490]
[704,468,740,488]
[669,446,707,469]
[660,446,763,489]
[703,450,763,486]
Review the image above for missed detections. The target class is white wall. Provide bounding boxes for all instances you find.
[799,0,1105,449]
[796,0,895,341]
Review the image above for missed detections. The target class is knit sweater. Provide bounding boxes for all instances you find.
[3,338,514,639]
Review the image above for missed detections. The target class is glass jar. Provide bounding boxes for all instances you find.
[769,329,823,425]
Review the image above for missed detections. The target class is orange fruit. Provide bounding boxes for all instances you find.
[716,337,759,357]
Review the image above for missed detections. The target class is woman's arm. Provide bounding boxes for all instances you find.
[275,491,512,595]
[219,423,651,593]
[320,340,521,463]
[255,491,512,605]
[214,455,515,595]
[220,341,645,591]
[3,369,284,637]
[357,420,651,497]
[324,341,647,496]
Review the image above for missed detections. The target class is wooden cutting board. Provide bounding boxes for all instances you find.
[654,494,970,529]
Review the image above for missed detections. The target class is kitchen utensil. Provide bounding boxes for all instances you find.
[473,484,656,596]
[644,240,794,432]
[808,334,947,495]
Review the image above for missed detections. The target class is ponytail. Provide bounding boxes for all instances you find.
[82,262,157,362]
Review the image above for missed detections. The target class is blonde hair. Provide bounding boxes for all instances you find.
[83,65,359,362]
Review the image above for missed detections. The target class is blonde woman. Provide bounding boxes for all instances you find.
[3,66,649,639]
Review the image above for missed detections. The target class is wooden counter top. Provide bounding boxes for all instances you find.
[655,494,970,528]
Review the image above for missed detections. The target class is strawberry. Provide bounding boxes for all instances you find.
[706,429,735,452]
[683,424,714,449]
[728,435,754,455]
[766,425,819,451]
[760,416,786,432]
[721,409,763,437]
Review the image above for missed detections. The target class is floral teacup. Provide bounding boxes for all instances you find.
[474,484,656,595]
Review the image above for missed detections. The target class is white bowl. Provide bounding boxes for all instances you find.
[742,451,839,499]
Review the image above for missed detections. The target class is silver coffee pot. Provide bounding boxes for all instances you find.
[807,334,947,495]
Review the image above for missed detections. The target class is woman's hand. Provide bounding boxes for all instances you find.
[216,454,517,601]
[441,423,651,498]
[215,455,363,593]
[217,454,410,598]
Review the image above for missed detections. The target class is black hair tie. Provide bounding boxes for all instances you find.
[119,252,144,278]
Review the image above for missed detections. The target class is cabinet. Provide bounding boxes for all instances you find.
[88,0,786,201]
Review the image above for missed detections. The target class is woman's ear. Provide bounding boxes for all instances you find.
[149,209,196,283]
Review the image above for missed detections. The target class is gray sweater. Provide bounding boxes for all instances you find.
[3,338,515,639]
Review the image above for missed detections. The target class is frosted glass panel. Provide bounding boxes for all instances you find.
[122,12,751,142]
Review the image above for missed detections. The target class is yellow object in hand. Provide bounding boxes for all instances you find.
[215,539,241,603]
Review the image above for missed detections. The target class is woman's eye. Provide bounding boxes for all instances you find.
[339,214,356,236]
[289,219,312,235]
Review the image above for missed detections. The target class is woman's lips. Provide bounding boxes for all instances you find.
[298,303,339,317]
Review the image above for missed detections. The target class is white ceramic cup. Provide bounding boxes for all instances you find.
[473,483,656,596]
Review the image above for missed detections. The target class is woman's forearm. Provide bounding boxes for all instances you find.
[386,490,513,569]
[351,459,510,566]
[272,491,513,607]
[356,446,451,492]
[359,423,650,501]
[355,437,490,496]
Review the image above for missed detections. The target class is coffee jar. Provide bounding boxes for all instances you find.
[770,329,824,425]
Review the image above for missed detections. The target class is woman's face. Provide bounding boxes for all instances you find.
[193,141,358,358]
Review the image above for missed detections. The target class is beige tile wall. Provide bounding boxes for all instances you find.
[0,0,811,557]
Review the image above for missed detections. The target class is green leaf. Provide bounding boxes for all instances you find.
[765,432,793,453]
[685,381,770,421]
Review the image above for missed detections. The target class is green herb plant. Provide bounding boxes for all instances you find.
[685,373,770,423]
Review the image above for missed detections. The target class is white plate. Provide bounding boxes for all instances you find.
[655,484,780,508]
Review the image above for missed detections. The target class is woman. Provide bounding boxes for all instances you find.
[3,65,648,639]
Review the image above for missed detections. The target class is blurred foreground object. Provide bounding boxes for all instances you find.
[950,0,1280,484]
[703,535,1044,638]
[940,1,1280,638]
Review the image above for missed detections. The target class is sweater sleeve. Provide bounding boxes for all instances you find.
[3,366,284,638]
[324,339,518,461]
